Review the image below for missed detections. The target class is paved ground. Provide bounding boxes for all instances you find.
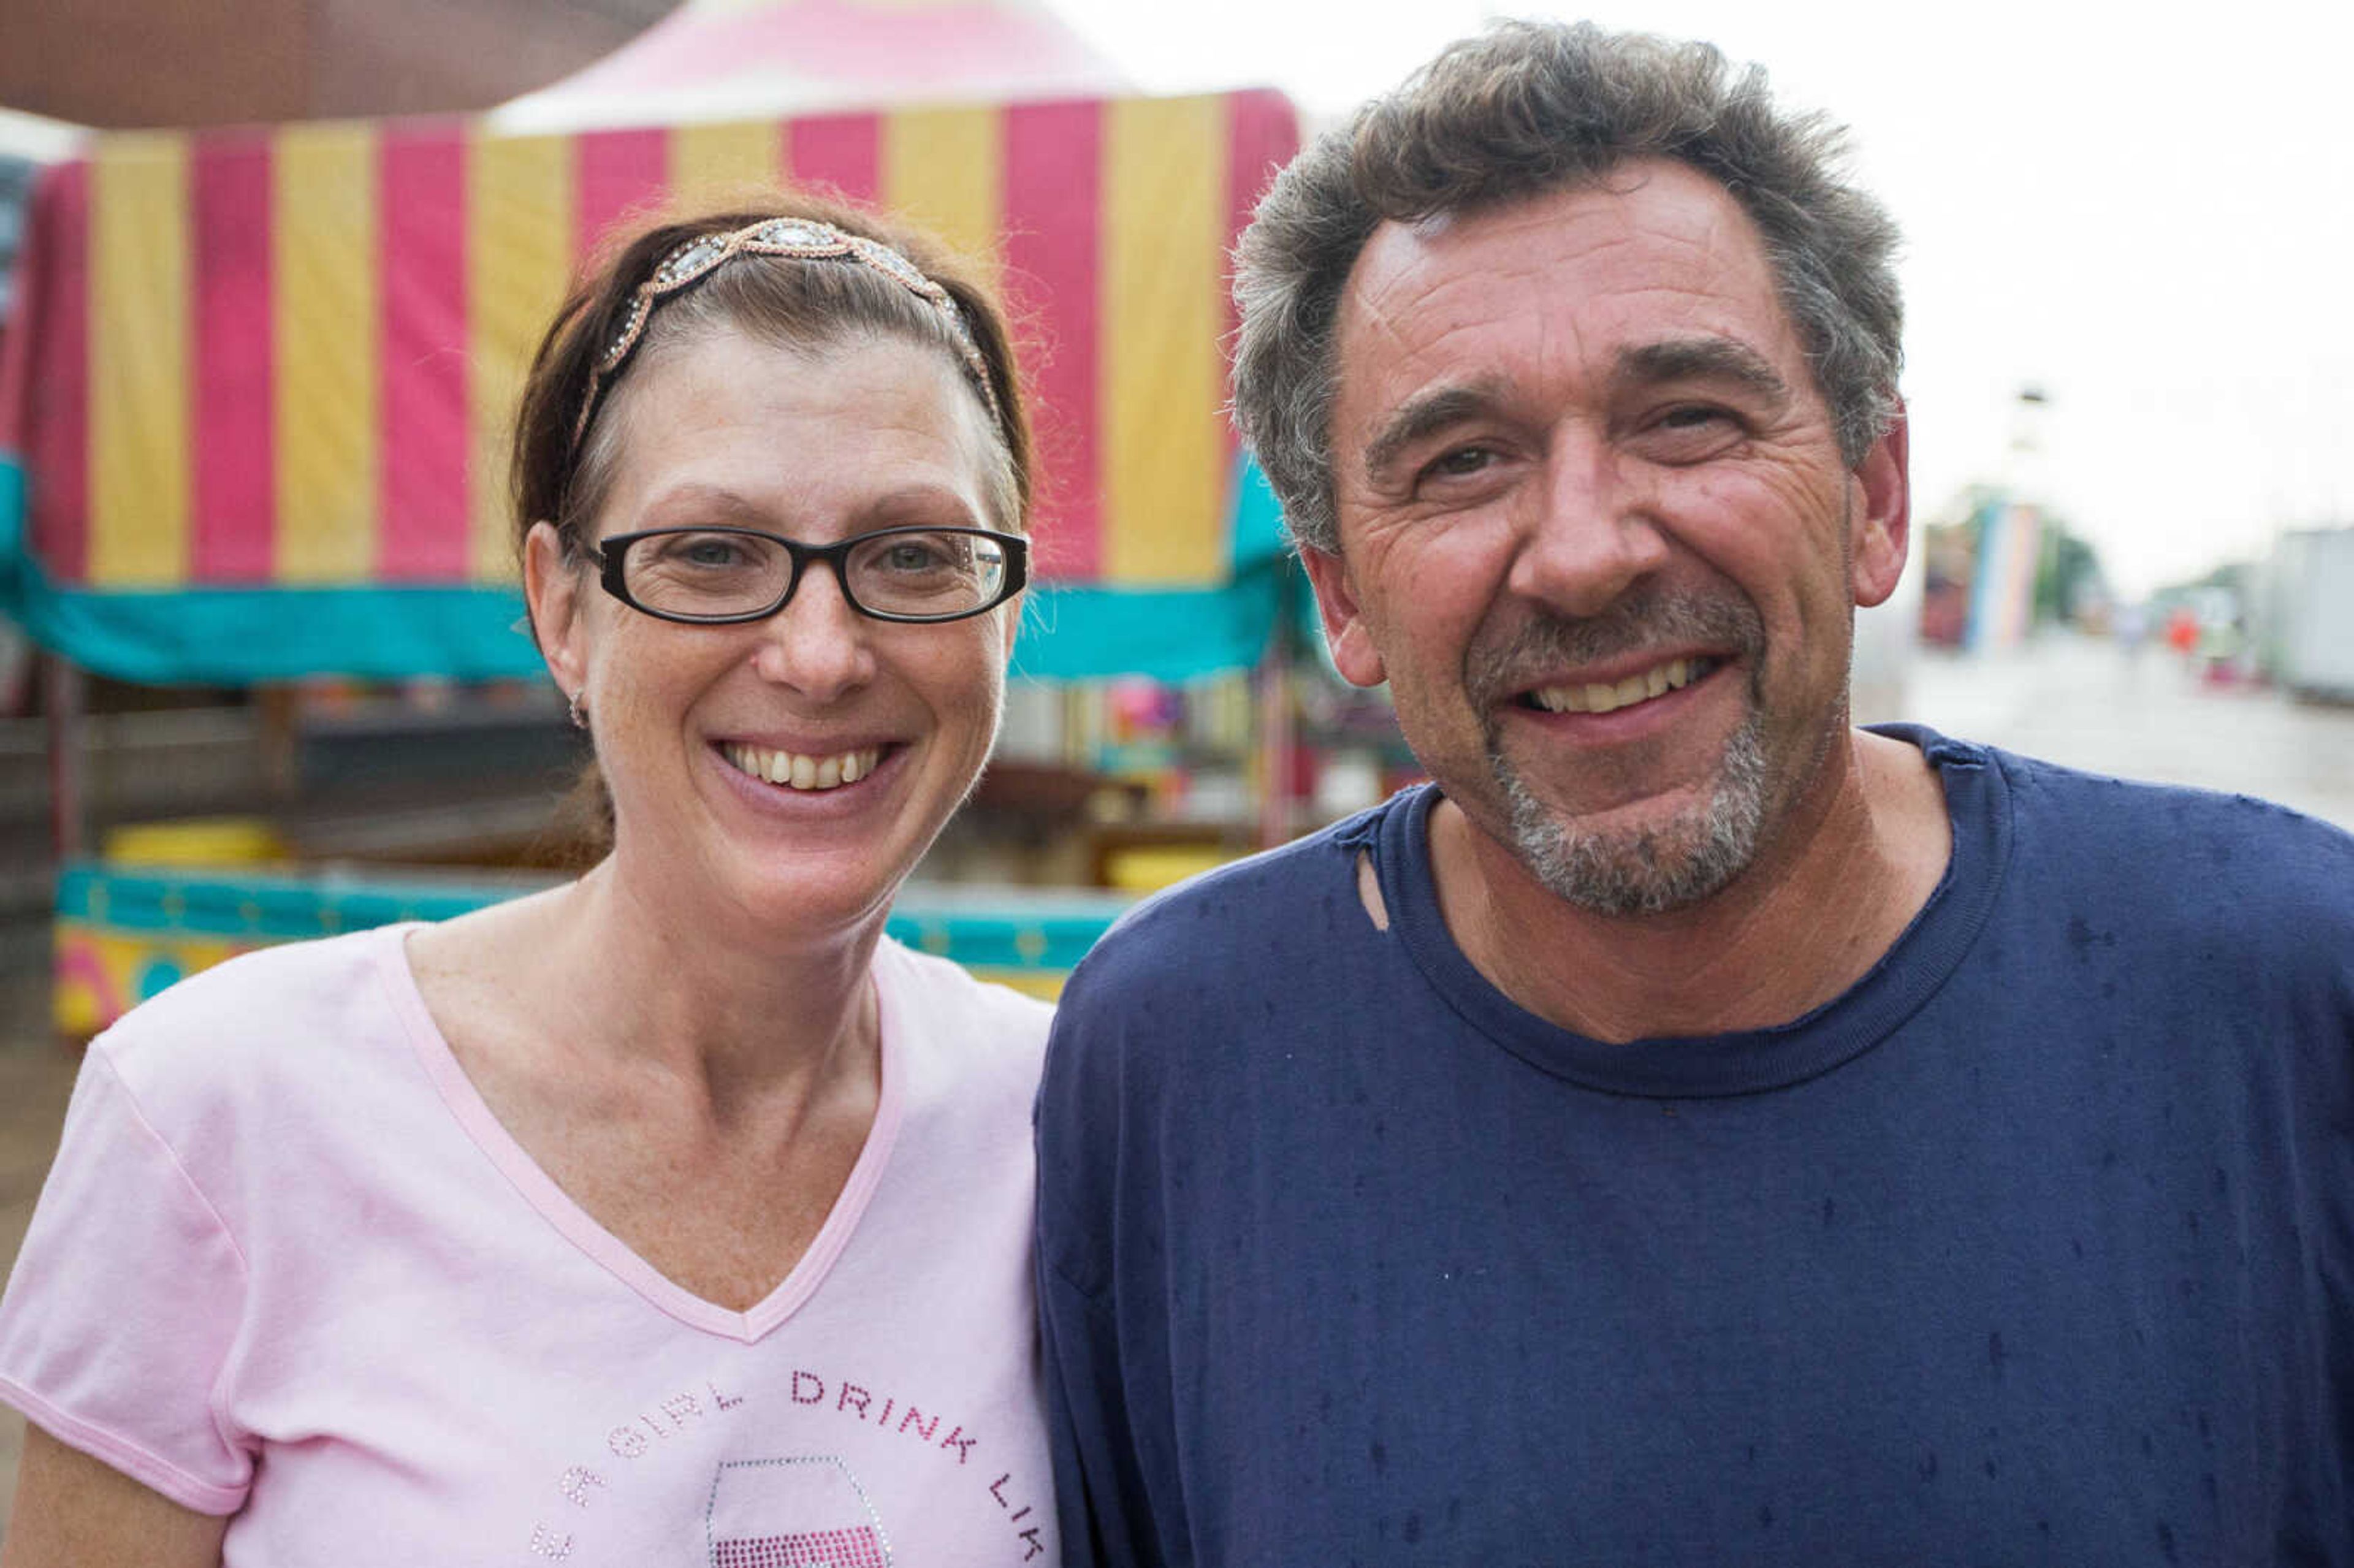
[0,1022,82,1542]
[0,634,2345,1539]
[1905,634,2354,832]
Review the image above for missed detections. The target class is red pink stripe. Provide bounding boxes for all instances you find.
[189,134,274,582]
[24,162,90,582]
[1002,98,1102,582]
[1222,89,1298,469]
[376,126,469,581]
[575,126,671,263]
[786,112,880,205]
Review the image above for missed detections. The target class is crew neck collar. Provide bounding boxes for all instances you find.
[1375,725,2009,1098]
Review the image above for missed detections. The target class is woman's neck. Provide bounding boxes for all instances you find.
[480,854,888,1118]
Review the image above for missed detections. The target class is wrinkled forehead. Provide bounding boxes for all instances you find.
[579,326,1016,543]
[585,316,1021,538]
[1332,161,1805,409]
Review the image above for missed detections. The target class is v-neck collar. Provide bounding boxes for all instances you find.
[373,923,905,1345]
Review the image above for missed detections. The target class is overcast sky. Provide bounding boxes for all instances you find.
[1053,0,2354,598]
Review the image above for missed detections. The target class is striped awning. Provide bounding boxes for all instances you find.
[0,89,1300,683]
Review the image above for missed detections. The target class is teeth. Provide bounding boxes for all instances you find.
[1529,657,1708,715]
[724,744,883,792]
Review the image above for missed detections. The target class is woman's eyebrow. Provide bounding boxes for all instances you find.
[636,481,770,525]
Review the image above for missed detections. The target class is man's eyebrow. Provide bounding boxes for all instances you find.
[1361,381,1505,482]
[1617,338,1793,402]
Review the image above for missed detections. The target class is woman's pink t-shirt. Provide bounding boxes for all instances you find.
[0,924,1057,1566]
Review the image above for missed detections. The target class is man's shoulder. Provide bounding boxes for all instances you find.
[1991,741,2352,859]
[1974,740,2354,938]
[1060,794,1402,1007]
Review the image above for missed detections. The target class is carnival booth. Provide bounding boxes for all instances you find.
[0,69,1302,1029]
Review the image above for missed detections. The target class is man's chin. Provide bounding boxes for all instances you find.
[1491,726,1770,918]
[1511,813,1758,917]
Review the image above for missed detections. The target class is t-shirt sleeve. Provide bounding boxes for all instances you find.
[0,1046,254,1515]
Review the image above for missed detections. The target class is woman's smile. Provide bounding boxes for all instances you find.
[550,332,1015,932]
[719,740,888,791]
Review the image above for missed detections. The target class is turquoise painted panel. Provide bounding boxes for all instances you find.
[56,861,1130,973]
[0,454,23,562]
[0,456,1301,684]
[2,574,1286,685]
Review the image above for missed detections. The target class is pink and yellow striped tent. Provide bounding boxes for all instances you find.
[0,90,1300,683]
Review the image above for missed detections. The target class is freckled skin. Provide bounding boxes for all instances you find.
[528,334,1015,949]
[1302,161,1930,1036]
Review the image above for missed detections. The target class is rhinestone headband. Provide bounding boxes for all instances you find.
[573,217,1004,449]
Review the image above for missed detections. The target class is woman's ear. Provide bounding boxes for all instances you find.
[523,522,590,702]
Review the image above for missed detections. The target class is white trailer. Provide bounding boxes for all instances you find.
[2271,527,2354,702]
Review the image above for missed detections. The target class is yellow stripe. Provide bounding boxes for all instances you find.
[467,129,574,582]
[88,135,191,587]
[273,123,380,583]
[671,119,780,203]
[880,105,1002,284]
[1102,97,1225,585]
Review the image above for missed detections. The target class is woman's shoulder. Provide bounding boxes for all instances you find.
[876,936,1054,1032]
[90,924,420,1122]
[874,937,1053,1073]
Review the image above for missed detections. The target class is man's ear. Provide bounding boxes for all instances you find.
[1299,542,1388,689]
[1849,402,1911,609]
[523,522,590,701]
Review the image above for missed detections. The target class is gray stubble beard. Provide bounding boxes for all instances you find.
[1493,712,1770,917]
[1466,585,1777,919]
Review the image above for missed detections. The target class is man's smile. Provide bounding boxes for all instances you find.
[1519,655,1724,715]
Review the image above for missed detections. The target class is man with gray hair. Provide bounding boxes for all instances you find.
[1035,20,2353,1566]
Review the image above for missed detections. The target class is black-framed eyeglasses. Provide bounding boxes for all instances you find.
[595,525,1028,625]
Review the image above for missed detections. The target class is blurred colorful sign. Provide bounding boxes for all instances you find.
[54,859,1126,1033]
[1967,496,2041,652]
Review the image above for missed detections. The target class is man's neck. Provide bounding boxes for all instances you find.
[1428,728,1951,1044]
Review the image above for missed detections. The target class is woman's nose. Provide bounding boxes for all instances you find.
[749,561,877,699]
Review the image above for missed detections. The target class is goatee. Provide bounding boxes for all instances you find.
[1468,587,1773,916]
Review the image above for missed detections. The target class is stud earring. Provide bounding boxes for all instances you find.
[568,690,587,730]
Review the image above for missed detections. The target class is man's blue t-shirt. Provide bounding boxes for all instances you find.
[1035,728,2354,1566]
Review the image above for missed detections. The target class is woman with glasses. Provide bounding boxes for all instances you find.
[0,200,1057,1566]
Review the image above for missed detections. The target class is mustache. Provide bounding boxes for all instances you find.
[1465,587,1766,707]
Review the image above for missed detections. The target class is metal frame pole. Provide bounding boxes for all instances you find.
[1255,630,1294,851]
[45,652,85,863]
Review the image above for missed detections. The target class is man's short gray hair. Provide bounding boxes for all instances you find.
[1232,20,1904,554]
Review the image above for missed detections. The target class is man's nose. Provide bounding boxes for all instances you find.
[750,560,877,700]
[1506,438,1672,618]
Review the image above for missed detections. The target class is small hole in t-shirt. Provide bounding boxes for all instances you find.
[1355,850,1391,932]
